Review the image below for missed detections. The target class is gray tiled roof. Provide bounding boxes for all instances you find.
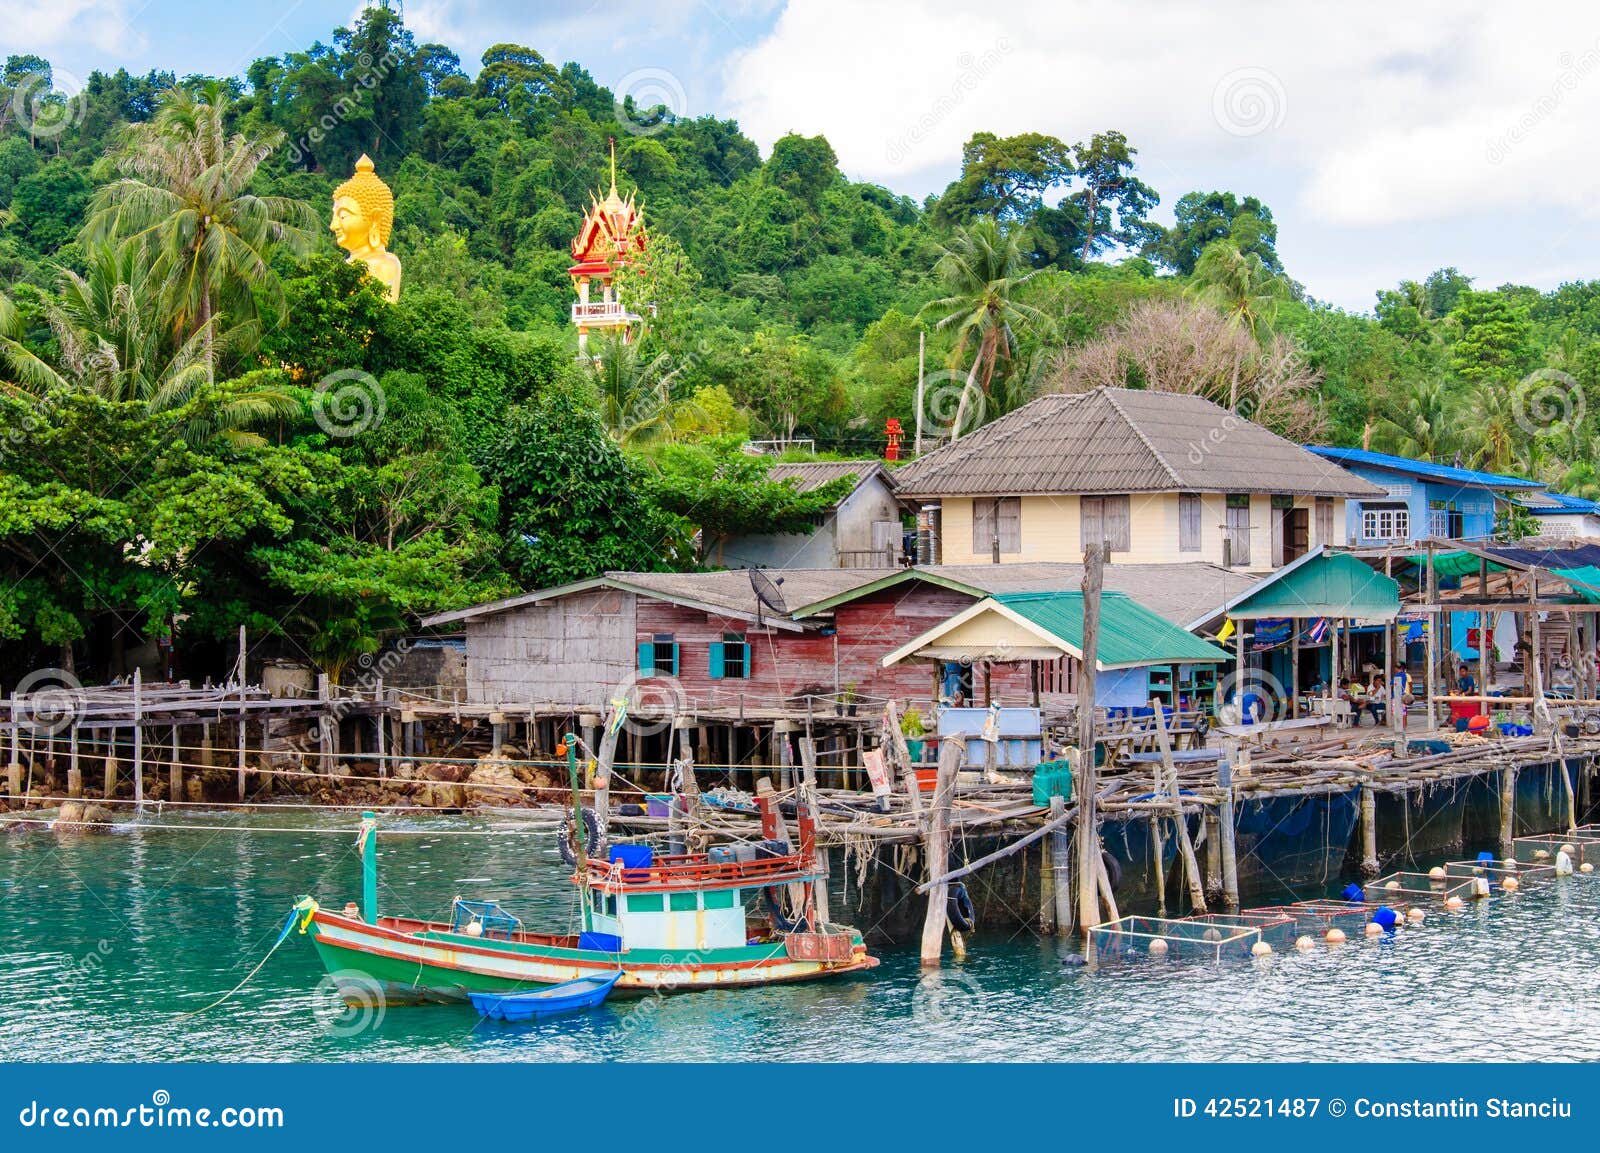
[892,387,1382,499]
[766,460,894,495]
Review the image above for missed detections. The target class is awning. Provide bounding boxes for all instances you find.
[1407,551,1507,579]
[1553,566,1600,603]
[882,591,1231,671]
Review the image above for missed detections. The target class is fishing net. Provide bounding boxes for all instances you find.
[1369,870,1478,904]
[1255,901,1378,933]
[1183,910,1300,948]
[1512,832,1600,869]
[1445,857,1555,890]
[1087,915,1262,964]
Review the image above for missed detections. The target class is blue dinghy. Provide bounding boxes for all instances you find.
[468,971,622,1021]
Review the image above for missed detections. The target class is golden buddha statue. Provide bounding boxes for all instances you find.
[330,154,401,302]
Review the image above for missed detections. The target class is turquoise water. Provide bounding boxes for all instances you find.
[3,808,1600,1062]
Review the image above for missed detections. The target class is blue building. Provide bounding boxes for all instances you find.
[1306,447,1544,545]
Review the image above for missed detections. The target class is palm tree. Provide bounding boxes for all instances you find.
[81,86,317,375]
[593,331,684,446]
[1372,379,1461,462]
[921,219,1047,439]
[1187,238,1290,409]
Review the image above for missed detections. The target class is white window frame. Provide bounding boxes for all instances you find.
[1361,504,1410,542]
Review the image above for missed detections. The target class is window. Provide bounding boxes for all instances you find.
[1428,499,1464,540]
[1361,503,1410,542]
[1033,657,1073,695]
[1081,495,1131,552]
[1179,493,1202,552]
[972,497,1021,555]
[1224,494,1252,566]
[703,889,737,910]
[709,633,750,679]
[626,893,664,913]
[669,892,698,912]
[637,633,679,677]
[1315,497,1334,545]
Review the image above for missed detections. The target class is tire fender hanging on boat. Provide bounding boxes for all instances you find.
[558,807,604,867]
[1102,849,1123,891]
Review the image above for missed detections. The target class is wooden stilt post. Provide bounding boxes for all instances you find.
[1076,542,1105,938]
[67,724,81,798]
[1203,810,1223,905]
[1499,764,1517,849]
[132,668,144,812]
[1360,784,1380,879]
[1218,739,1240,909]
[775,721,794,791]
[1290,618,1301,719]
[169,725,181,801]
[1529,573,1548,732]
[1152,698,1206,914]
[919,735,963,968]
[1050,794,1073,935]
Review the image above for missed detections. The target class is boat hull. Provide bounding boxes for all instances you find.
[308,910,877,1004]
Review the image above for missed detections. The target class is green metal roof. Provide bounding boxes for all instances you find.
[1225,552,1399,622]
[992,592,1231,668]
[1554,566,1600,604]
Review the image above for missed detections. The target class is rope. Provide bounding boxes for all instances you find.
[177,899,316,1017]
[0,818,564,836]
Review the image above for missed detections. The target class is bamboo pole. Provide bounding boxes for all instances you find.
[1218,739,1239,909]
[919,735,963,968]
[1359,784,1379,878]
[133,668,144,812]
[1075,543,1105,936]
[1499,763,1517,849]
[1050,793,1072,935]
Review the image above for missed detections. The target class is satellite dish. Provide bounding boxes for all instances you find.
[748,568,786,627]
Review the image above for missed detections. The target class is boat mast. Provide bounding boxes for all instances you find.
[564,732,592,930]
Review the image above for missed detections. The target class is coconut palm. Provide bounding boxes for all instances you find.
[81,85,317,373]
[1187,238,1290,410]
[921,219,1048,439]
[1371,379,1462,463]
[592,331,685,446]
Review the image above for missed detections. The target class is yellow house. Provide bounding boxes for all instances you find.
[896,388,1383,573]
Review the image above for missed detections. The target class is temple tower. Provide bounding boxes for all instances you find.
[570,140,647,355]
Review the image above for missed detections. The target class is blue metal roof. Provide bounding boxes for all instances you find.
[1307,446,1545,490]
[1519,491,1600,515]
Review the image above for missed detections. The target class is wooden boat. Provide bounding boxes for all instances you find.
[303,774,877,1006]
[468,972,622,1021]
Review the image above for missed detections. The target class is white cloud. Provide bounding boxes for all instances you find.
[0,0,142,55]
[724,0,1600,229]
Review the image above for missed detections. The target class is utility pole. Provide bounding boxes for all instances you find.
[914,328,926,457]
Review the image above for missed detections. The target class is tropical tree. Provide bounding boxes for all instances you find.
[80,85,317,373]
[1372,379,1462,462]
[921,219,1048,438]
[1187,238,1291,409]
[592,331,683,446]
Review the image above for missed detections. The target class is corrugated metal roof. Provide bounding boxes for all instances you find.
[892,388,1382,498]
[992,592,1232,667]
[765,460,893,495]
[1224,553,1400,622]
[1308,445,1545,490]
[1519,491,1600,514]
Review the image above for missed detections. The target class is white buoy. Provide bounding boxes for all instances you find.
[1326,928,1347,944]
[1556,850,1575,876]
[1534,848,1551,861]
[1561,843,1577,857]
[1148,938,1169,956]
[1407,907,1425,923]
[1384,879,1402,891]
[465,918,484,937]
[1364,921,1382,937]
[1251,941,1272,957]
[1582,862,1595,874]
[1445,895,1465,911]
[1472,876,1491,899]
[1428,866,1446,881]
[1295,935,1314,952]
[1502,876,1520,892]
[1202,927,1223,943]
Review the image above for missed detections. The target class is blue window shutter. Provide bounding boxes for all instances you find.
[740,643,750,678]
[671,643,680,677]
[637,642,654,674]
[709,642,725,679]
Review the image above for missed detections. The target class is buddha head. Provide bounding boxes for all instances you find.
[330,154,400,301]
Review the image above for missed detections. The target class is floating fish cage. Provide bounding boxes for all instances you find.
[1088,915,1263,964]
[1183,910,1300,947]
[1369,871,1479,904]
[1445,858,1555,891]
[1254,900,1379,934]
[1512,832,1600,868]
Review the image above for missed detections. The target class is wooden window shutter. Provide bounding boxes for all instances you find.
[1179,493,1201,552]
[972,499,997,554]
[998,497,1021,553]
[1316,497,1334,545]
[1105,495,1131,551]
[708,641,724,679]
[1081,496,1104,549]
[637,642,655,675]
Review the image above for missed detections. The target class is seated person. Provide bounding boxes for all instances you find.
[1365,675,1387,724]
[1344,678,1366,725]
[1457,663,1476,695]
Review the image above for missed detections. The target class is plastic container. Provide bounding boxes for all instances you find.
[645,794,671,818]
[608,844,654,870]
[578,931,623,953]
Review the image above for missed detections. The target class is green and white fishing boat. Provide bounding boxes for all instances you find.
[303,741,877,1004]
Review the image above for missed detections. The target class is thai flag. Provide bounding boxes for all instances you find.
[1306,618,1329,644]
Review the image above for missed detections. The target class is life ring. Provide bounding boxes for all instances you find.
[557,807,604,866]
[1101,849,1123,891]
[947,881,977,931]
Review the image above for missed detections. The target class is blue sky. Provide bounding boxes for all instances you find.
[8,0,1600,312]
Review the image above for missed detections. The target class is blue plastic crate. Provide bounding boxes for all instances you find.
[608,844,654,870]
